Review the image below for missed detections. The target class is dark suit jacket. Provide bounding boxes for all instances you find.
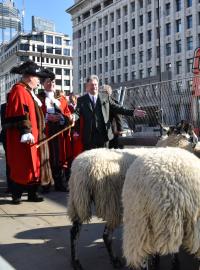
[75,92,133,148]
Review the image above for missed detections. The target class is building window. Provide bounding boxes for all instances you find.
[139,33,143,44]
[64,80,70,86]
[139,69,144,78]
[166,63,172,72]
[111,28,114,38]
[63,48,70,56]
[117,75,121,83]
[147,48,152,60]
[139,51,143,63]
[139,0,143,9]
[117,25,121,35]
[117,58,121,69]
[55,68,62,75]
[111,60,114,70]
[99,48,102,58]
[187,15,192,29]
[132,18,135,29]
[105,46,108,56]
[132,53,135,65]
[130,1,135,12]
[166,23,171,35]
[116,9,121,19]
[166,43,171,56]
[124,73,128,81]
[176,61,182,74]
[123,5,128,16]
[124,39,128,50]
[124,55,128,67]
[55,48,62,55]
[111,43,114,54]
[131,36,135,47]
[117,41,121,52]
[98,18,102,28]
[105,62,108,72]
[176,0,181,11]
[124,22,128,32]
[176,19,181,32]
[110,12,114,22]
[187,36,193,50]
[131,71,136,79]
[147,67,152,77]
[187,0,192,7]
[187,58,193,72]
[46,35,53,43]
[165,3,170,16]
[147,11,152,23]
[64,69,70,75]
[176,40,181,53]
[55,36,62,45]
[139,15,143,26]
[147,30,152,42]
[56,79,62,85]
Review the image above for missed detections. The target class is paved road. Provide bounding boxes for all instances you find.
[0,144,127,270]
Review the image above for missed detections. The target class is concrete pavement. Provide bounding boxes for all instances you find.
[0,144,127,270]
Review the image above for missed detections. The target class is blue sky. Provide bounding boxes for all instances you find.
[14,0,74,37]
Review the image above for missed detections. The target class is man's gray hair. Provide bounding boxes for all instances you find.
[86,74,99,83]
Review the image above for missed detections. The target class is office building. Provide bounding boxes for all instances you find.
[67,0,198,93]
[0,31,73,104]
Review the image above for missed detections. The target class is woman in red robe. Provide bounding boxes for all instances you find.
[4,61,53,204]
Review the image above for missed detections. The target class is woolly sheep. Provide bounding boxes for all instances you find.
[122,147,200,269]
[68,147,148,269]
[68,121,199,269]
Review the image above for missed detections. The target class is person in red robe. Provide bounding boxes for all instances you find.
[39,70,73,192]
[4,60,53,204]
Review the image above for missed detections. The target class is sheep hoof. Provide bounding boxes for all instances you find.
[112,257,125,268]
[71,259,84,270]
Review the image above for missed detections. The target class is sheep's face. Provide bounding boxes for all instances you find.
[157,121,198,152]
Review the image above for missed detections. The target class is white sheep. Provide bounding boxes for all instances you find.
[122,147,200,269]
[68,147,148,269]
[68,122,199,270]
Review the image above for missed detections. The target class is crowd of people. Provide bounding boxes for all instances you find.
[0,60,146,204]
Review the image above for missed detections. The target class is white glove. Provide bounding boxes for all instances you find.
[20,133,35,144]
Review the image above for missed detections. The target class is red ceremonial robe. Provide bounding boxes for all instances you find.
[5,83,40,185]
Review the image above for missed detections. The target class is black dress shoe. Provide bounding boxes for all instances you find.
[28,194,44,202]
[12,197,21,205]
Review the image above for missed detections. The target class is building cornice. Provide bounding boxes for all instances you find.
[66,0,89,15]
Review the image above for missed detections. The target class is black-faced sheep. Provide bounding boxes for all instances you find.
[122,147,200,270]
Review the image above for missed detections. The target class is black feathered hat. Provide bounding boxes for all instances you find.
[40,68,55,81]
[10,60,48,78]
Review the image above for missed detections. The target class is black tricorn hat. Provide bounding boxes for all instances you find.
[40,68,55,81]
[10,60,49,78]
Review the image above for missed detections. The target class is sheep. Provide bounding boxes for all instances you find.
[122,147,200,270]
[68,147,148,270]
[67,121,199,270]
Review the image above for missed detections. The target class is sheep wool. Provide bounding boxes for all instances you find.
[67,147,148,229]
[122,147,200,269]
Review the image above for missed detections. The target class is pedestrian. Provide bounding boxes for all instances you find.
[101,84,124,149]
[74,74,146,151]
[4,60,53,204]
[39,69,73,192]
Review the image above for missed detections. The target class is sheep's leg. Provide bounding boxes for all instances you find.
[103,225,124,268]
[146,255,159,270]
[70,220,83,270]
[171,253,179,270]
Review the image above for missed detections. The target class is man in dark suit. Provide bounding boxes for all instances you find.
[75,75,146,151]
